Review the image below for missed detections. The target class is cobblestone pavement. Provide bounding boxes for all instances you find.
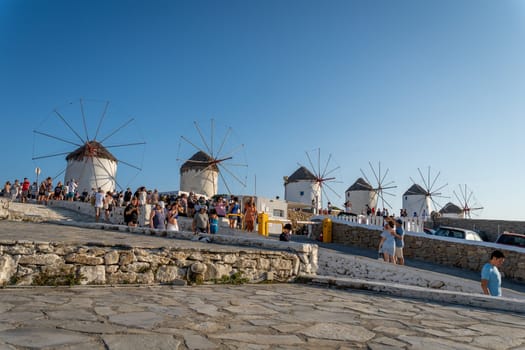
[0,284,524,349]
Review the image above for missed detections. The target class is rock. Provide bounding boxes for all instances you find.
[0,255,16,284]
[104,251,119,265]
[155,266,181,283]
[79,266,106,285]
[18,254,63,266]
[65,253,104,266]
[429,280,445,289]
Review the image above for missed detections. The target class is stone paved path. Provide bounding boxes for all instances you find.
[0,284,524,349]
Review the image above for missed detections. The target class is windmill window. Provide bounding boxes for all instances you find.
[300,191,304,196]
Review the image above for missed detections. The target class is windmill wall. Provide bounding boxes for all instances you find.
[402,194,432,217]
[180,168,218,198]
[345,190,376,215]
[284,181,320,210]
[64,158,117,193]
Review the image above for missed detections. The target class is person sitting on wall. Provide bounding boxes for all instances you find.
[280,223,292,242]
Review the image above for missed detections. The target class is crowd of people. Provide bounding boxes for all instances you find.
[2,176,263,235]
[73,185,257,234]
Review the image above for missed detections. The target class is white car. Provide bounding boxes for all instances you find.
[433,226,483,241]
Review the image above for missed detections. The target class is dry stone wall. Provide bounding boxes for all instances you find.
[311,219,525,283]
[0,240,306,286]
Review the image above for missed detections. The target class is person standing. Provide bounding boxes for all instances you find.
[150,202,166,230]
[228,197,240,229]
[393,218,405,265]
[11,179,20,201]
[67,179,77,201]
[378,219,396,264]
[94,188,104,222]
[193,206,209,234]
[123,188,133,206]
[243,197,257,232]
[481,250,505,297]
[209,209,219,234]
[166,203,179,232]
[3,181,11,198]
[21,178,30,203]
[103,191,114,222]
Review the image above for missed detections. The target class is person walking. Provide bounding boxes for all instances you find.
[393,218,405,265]
[481,250,505,297]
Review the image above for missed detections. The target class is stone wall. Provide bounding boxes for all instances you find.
[311,219,525,283]
[430,217,525,242]
[0,240,308,286]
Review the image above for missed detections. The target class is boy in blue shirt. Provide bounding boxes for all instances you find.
[481,250,505,297]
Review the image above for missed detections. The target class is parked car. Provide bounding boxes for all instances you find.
[432,226,483,241]
[496,232,525,248]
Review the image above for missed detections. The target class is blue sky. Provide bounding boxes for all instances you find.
[1,0,525,220]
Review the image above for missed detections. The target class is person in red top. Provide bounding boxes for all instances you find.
[21,178,31,203]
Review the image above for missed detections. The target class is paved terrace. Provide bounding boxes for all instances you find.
[0,203,525,348]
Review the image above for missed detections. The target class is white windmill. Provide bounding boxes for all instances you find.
[358,161,397,215]
[177,119,248,198]
[403,167,448,218]
[439,202,464,218]
[344,177,374,215]
[454,184,484,219]
[284,148,341,213]
[32,99,145,194]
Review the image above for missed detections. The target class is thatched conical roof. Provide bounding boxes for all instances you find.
[439,202,463,214]
[346,177,372,192]
[287,166,317,183]
[404,184,427,196]
[66,141,117,162]
[180,151,219,173]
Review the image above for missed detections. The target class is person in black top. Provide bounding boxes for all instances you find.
[124,197,140,227]
[280,223,292,242]
[123,188,133,206]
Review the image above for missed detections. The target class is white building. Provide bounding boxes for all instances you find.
[402,184,432,218]
[284,166,320,212]
[64,141,117,194]
[180,151,219,198]
[345,177,376,215]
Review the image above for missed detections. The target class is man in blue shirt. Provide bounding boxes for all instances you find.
[481,250,505,297]
[393,218,405,265]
